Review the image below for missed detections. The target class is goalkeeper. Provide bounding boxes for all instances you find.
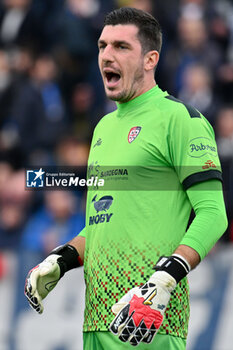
[25,7,228,349]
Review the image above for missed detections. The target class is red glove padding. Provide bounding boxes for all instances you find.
[110,271,176,346]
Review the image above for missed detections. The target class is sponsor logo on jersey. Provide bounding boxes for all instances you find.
[100,168,128,177]
[87,161,128,189]
[202,160,216,169]
[93,138,102,148]
[188,137,217,158]
[89,195,113,225]
[92,194,113,212]
[128,126,141,143]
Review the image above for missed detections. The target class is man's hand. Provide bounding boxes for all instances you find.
[24,254,61,314]
[110,254,191,346]
[24,244,82,314]
[110,270,176,346]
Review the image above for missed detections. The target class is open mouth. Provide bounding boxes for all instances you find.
[105,72,121,85]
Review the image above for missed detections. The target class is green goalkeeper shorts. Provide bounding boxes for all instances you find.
[83,331,186,349]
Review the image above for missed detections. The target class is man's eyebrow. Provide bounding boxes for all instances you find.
[98,39,106,46]
[114,40,132,47]
[98,39,132,47]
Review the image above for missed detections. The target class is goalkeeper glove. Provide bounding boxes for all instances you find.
[110,254,190,346]
[24,244,82,314]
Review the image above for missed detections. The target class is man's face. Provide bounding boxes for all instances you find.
[98,24,146,103]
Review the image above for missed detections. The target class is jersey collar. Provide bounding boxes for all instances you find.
[116,85,163,116]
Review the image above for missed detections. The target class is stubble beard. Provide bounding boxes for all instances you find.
[106,63,145,103]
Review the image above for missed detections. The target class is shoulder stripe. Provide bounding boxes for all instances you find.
[165,95,201,118]
[182,170,223,190]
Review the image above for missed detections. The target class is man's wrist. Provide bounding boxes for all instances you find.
[153,255,191,284]
[49,244,83,278]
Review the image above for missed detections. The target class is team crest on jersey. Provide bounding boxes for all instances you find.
[128,126,141,143]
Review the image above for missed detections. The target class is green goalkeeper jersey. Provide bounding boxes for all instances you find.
[81,85,222,337]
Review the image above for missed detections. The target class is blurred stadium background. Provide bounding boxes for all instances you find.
[0,0,232,349]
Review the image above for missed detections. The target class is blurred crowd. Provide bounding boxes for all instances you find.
[0,0,232,280]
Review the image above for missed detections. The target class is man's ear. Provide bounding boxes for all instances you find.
[144,50,159,71]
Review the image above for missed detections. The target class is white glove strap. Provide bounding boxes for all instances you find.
[172,254,191,273]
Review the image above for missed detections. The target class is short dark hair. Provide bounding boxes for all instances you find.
[104,7,162,54]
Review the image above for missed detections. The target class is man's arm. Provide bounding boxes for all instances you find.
[174,245,200,269]
[68,235,85,263]
[178,179,228,264]
[110,179,227,345]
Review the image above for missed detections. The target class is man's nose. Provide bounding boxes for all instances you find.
[101,45,114,62]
